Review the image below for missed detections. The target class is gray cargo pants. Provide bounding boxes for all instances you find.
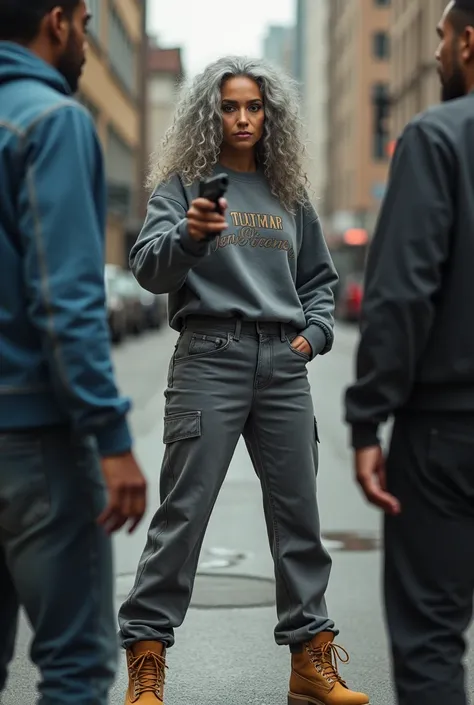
[119,317,334,649]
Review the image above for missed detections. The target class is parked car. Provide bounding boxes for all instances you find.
[114,270,147,336]
[104,264,127,344]
[336,272,364,322]
[139,288,167,330]
[121,271,167,331]
[105,265,168,339]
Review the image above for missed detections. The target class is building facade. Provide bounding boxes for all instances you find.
[293,0,330,213]
[263,25,295,74]
[391,0,445,138]
[147,43,184,183]
[326,0,391,244]
[78,0,147,267]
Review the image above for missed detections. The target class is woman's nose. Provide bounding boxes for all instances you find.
[238,109,248,124]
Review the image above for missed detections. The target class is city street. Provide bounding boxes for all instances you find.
[4,323,474,705]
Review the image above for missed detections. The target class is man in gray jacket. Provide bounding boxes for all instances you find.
[346,2,474,704]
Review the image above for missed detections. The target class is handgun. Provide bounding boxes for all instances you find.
[198,173,229,214]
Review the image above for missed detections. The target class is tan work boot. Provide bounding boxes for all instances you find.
[125,641,167,704]
[288,632,369,705]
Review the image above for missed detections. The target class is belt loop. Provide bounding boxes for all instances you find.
[234,319,242,341]
[280,323,286,342]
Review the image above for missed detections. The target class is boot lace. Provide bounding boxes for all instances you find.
[130,651,167,699]
[306,641,350,687]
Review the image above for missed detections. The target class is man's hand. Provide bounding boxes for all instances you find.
[291,335,312,357]
[187,197,228,241]
[98,452,147,534]
[354,446,401,515]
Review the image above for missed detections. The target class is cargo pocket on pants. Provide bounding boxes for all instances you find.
[161,411,202,500]
[163,411,202,444]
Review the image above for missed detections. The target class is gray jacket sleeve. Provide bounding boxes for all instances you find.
[344,118,454,449]
[296,205,339,356]
[129,177,210,294]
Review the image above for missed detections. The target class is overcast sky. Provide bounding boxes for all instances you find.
[148,0,295,76]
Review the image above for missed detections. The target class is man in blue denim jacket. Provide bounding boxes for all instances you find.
[0,1,147,703]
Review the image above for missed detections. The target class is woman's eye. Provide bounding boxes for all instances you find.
[249,105,262,113]
[222,105,234,113]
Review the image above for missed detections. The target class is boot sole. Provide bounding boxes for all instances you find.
[288,694,370,705]
[288,694,324,705]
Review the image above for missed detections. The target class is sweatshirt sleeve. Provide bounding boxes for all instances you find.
[19,104,132,456]
[296,208,339,357]
[129,180,210,294]
[344,118,454,449]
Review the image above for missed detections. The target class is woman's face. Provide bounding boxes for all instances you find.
[220,76,265,153]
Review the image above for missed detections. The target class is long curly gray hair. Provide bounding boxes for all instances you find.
[148,56,309,213]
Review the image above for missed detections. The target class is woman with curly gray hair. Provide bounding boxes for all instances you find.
[119,56,369,705]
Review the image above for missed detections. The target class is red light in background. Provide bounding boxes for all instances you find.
[344,228,368,246]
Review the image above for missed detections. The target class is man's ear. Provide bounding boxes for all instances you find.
[44,7,70,47]
[460,24,474,62]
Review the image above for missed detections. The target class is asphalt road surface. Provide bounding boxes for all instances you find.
[4,323,474,704]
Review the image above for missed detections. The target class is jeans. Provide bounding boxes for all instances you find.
[119,317,333,650]
[0,426,117,704]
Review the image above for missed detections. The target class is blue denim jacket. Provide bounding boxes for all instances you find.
[0,43,132,455]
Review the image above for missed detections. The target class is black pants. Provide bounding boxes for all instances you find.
[385,411,474,705]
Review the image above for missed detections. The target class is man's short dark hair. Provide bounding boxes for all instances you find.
[450,0,474,35]
[0,0,80,43]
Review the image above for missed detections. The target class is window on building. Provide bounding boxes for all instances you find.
[372,83,390,161]
[88,0,101,41]
[108,7,136,96]
[373,31,390,59]
[374,0,390,6]
[106,127,136,216]
[106,128,135,184]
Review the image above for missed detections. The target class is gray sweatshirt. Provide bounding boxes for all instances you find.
[130,166,338,356]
